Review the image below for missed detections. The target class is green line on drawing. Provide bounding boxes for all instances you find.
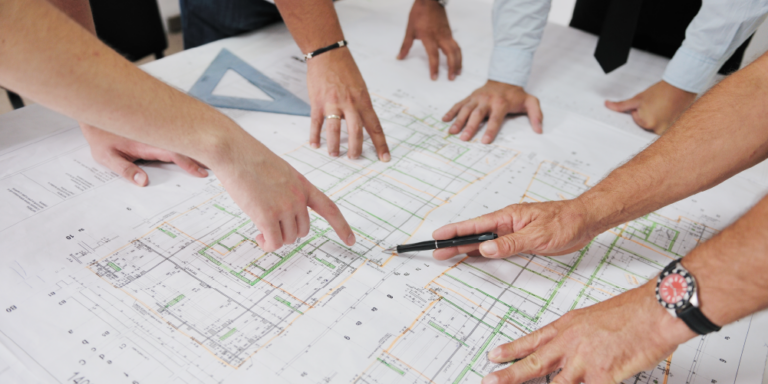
[220,328,237,341]
[377,358,405,376]
[274,296,304,314]
[428,321,468,347]
[107,262,121,272]
[158,228,177,238]
[165,294,185,308]
[213,204,239,217]
[314,257,336,269]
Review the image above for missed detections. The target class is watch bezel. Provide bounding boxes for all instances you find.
[656,265,696,310]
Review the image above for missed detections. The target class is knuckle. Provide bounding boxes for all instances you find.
[498,236,516,254]
[525,352,544,374]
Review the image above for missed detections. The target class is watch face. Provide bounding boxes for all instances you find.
[656,268,694,309]
[660,274,688,303]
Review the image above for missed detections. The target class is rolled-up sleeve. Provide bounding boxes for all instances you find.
[488,0,551,87]
[663,0,768,94]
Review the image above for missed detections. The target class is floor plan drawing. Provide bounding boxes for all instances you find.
[0,92,765,384]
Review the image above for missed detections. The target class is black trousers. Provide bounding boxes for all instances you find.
[570,0,752,75]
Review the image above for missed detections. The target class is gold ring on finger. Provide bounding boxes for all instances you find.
[325,114,342,120]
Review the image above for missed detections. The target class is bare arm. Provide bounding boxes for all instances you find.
[273,0,390,162]
[0,0,355,251]
[432,51,768,260]
[46,0,95,33]
[581,52,768,237]
[481,195,768,384]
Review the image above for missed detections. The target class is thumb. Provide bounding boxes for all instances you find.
[605,96,641,113]
[478,231,535,258]
[307,184,355,246]
[98,151,149,187]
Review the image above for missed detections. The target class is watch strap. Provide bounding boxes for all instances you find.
[677,304,721,335]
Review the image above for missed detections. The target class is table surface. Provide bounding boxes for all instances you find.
[1,0,767,381]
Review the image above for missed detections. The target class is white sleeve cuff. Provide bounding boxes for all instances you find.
[488,46,534,88]
[662,46,721,94]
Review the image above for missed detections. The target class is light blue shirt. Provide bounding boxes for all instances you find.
[489,0,768,93]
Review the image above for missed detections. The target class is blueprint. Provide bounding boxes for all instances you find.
[1,89,767,384]
[1,0,768,382]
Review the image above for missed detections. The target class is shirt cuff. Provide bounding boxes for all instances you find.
[488,46,534,88]
[662,46,721,94]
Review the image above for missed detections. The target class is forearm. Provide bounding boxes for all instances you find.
[46,0,95,34]
[0,0,257,167]
[680,194,768,326]
[580,53,768,234]
[273,0,344,52]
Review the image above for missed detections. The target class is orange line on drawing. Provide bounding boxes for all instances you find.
[430,281,506,319]
[663,354,673,384]
[239,260,369,367]
[607,230,676,261]
[330,170,375,197]
[164,222,226,256]
[90,273,238,368]
[166,191,226,223]
[352,355,382,383]
[381,173,447,203]
[381,153,519,267]
[385,298,440,352]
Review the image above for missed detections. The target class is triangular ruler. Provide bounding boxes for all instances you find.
[188,49,310,116]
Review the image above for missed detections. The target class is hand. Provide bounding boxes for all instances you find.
[482,281,695,384]
[307,48,391,162]
[81,123,208,186]
[211,132,356,252]
[605,81,696,135]
[443,81,543,144]
[397,0,462,81]
[431,200,594,260]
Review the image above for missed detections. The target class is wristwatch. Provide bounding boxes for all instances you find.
[656,259,721,335]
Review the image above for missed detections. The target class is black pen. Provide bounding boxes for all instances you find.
[382,232,498,254]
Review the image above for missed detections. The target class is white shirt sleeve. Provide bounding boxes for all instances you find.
[663,0,768,94]
[488,0,552,88]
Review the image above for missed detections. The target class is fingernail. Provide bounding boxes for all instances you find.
[331,151,339,157]
[431,74,437,81]
[460,133,470,141]
[311,142,320,149]
[347,233,356,246]
[480,241,497,256]
[133,172,147,186]
[481,136,491,144]
[381,152,391,162]
[198,167,208,177]
[488,346,502,361]
[481,375,498,384]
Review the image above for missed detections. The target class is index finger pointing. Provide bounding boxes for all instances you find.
[307,184,355,246]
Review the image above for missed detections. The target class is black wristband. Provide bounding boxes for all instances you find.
[303,40,348,61]
[677,303,722,335]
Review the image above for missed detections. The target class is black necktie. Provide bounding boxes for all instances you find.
[593,0,644,73]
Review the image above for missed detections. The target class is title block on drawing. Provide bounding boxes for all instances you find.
[188,49,311,117]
